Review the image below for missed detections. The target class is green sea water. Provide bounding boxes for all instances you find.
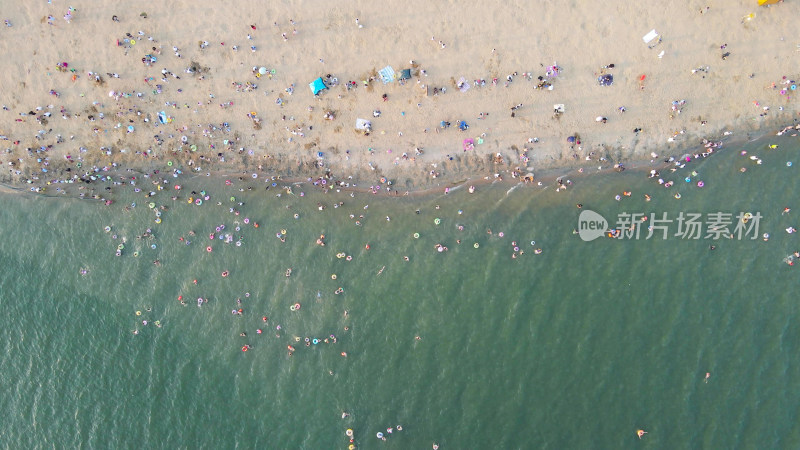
[1,134,799,449]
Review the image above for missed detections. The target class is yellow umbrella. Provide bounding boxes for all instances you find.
[758,0,782,6]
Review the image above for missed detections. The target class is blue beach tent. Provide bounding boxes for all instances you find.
[309,77,327,95]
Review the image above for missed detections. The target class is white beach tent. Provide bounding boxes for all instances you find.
[642,29,659,44]
[355,118,372,131]
[643,29,662,49]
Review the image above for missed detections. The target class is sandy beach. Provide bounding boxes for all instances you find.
[0,0,798,192]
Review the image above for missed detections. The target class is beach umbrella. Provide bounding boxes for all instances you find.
[567,136,576,143]
[758,0,781,5]
[258,67,267,75]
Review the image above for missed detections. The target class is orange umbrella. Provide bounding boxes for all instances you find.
[758,0,782,5]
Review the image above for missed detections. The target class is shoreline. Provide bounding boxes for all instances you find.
[8,122,797,204]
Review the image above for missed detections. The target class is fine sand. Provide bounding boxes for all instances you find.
[0,1,798,191]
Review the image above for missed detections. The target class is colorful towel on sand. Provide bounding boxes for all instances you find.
[379,66,395,84]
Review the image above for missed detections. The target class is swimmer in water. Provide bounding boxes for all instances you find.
[783,207,791,215]
[341,411,350,419]
[704,372,710,383]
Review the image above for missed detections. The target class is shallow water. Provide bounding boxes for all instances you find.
[1,133,799,448]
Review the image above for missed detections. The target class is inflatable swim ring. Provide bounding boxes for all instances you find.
[697,181,704,187]
[434,218,441,225]
[312,339,319,345]
[136,311,142,316]
[331,274,337,280]
[346,429,354,437]
[148,202,155,209]
[206,246,212,252]
[195,199,202,206]
[133,251,139,257]
[167,161,173,167]
[674,193,681,199]
[290,305,296,311]
[474,243,479,248]
[151,244,157,249]
[281,229,287,235]
[155,218,162,224]
[104,226,111,232]
[413,232,419,239]
[294,303,301,310]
